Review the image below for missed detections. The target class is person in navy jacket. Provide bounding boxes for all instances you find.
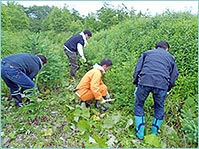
[133,41,179,139]
[1,53,47,108]
[63,30,92,79]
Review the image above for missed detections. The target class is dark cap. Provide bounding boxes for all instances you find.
[83,30,92,37]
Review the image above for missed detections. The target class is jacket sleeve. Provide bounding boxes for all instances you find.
[133,54,145,86]
[90,71,103,101]
[168,59,179,91]
[29,68,40,80]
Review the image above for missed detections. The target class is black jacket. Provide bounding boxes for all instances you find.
[133,48,179,91]
[2,53,42,80]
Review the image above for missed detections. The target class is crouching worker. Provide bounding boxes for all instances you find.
[75,58,112,109]
[1,53,47,108]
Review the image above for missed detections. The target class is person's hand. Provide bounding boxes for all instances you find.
[100,99,106,104]
[106,92,110,99]
[85,61,91,65]
[80,57,87,62]
[82,57,87,62]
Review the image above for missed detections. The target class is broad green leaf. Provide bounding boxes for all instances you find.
[82,108,90,119]
[93,135,107,148]
[103,119,115,128]
[144,134,161,148]
[112,112,121,124]
[80,102,86,109]
[77,120,90,132]
[74,108,81,117]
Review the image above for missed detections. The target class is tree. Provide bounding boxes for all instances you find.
[1,2,30,31]
[24,5,53,32]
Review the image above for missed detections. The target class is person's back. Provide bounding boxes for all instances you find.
[138,48,175,90]
[76,68,103,91]
[2,53,42,79]
[64,33,85,53]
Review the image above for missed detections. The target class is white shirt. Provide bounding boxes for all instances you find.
[77,32,87,62]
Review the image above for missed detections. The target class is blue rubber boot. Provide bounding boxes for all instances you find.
[151,117,163,136]
[135,116,145,140]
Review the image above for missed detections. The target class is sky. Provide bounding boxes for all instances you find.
[4,1,198,16]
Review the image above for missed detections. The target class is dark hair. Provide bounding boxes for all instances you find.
[37,55,47,65]
[100,58,112,67]
[83,30,92,37]
[155,41,170,49]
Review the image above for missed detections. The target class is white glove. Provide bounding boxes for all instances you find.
[20,93,26,98]
[100,99,115,104]
[106,92,110,99]
[100,99,106,104]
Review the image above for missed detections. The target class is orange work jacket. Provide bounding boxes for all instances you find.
[76,67,106,101]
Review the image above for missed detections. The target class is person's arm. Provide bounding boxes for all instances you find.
[133,54,145,86]
[77,43,87,62]
[168,60,179,91]
[29,68,40,80]
[90,71,104,101]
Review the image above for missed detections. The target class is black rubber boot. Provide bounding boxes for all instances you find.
[12,94,24,108]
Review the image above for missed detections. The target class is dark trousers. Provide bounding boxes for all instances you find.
[63,47,78,78]
[1,63,35,95]
[134,85,167,120]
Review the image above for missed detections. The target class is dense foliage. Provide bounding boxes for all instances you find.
[1,2,198,148]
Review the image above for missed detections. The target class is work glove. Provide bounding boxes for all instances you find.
[19,93,26,98]
[100,99,106,104]
[106,92,110,99]
[100,99,115,104]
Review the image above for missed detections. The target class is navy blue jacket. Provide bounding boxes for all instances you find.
[64,33,85,53]
[133,48,179,91]
[2,53,42,80]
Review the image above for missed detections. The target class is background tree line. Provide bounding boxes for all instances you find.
[1,2,142,33]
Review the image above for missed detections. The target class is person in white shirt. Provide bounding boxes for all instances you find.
[63,30,92,79]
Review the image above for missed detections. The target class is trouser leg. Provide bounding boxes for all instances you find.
[134,85,151,139]
[151,88,167,135]
[64,48,78,78]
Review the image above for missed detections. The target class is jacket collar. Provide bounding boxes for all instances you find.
[37,56,43,69]
[80,32,87,47]
[93,63,105,74]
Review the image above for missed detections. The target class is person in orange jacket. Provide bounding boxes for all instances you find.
[75,58,112,106]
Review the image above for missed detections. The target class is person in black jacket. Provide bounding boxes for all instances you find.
[63,30,92,79]
[133,41,179,139]
[1,53,47,108]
